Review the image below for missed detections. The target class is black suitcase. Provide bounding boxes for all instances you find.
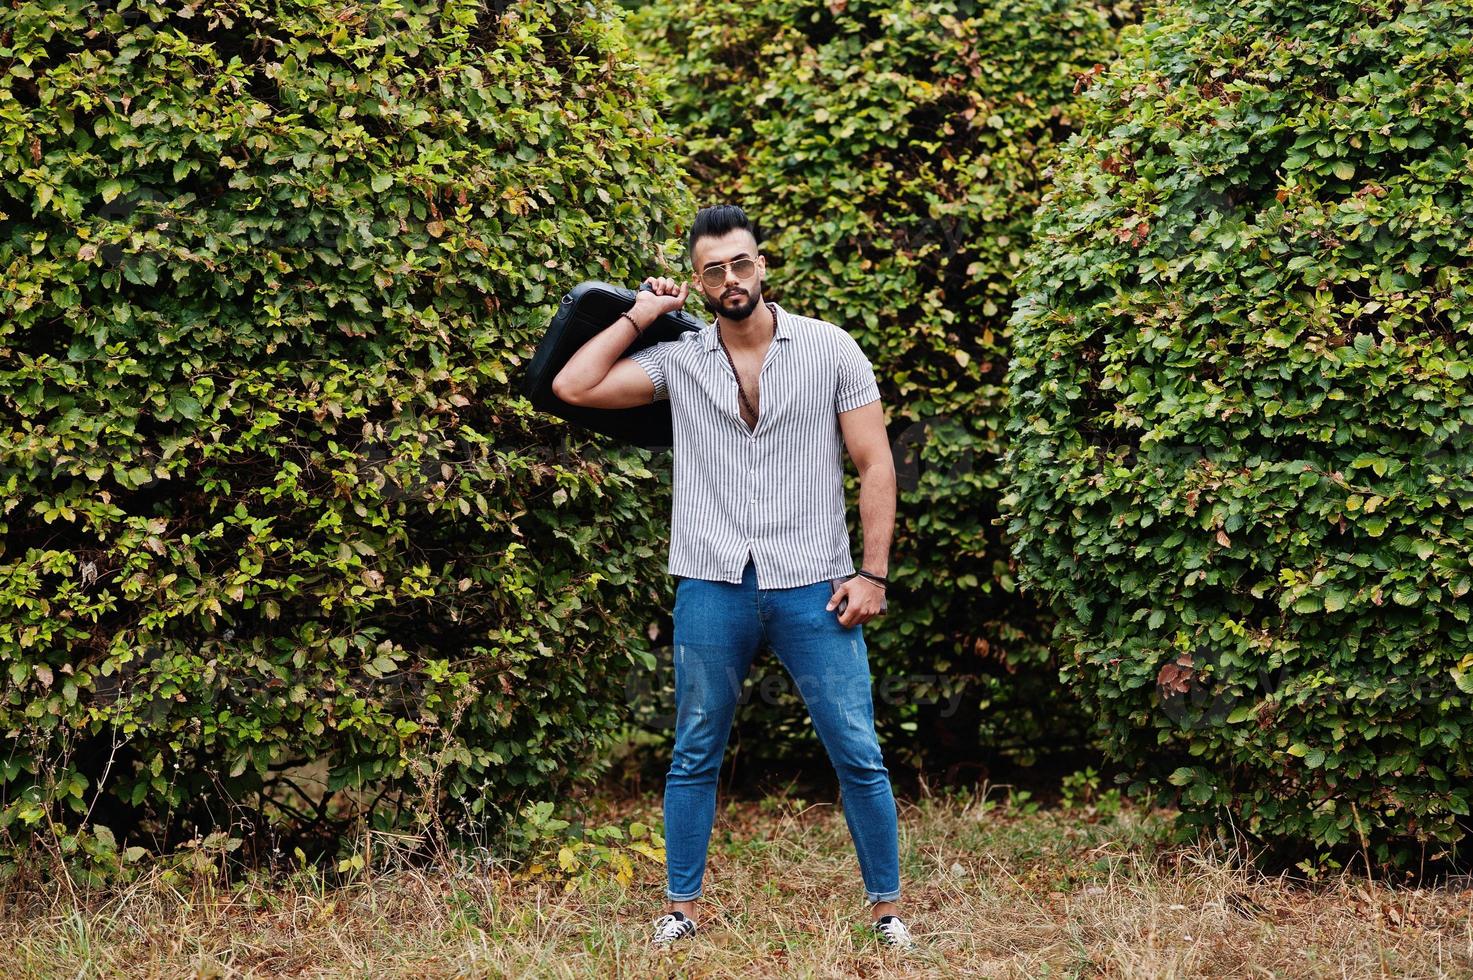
[520,280,703,451]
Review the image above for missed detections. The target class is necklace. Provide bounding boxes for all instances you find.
[716,301,778,432]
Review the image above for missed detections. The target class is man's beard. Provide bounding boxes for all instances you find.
[701,285,761,321]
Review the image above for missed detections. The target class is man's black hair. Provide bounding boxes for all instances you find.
[687,204,761,266]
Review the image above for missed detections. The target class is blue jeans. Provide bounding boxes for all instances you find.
[663,557,902,905]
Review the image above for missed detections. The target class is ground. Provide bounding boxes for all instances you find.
[2,785,1470,978]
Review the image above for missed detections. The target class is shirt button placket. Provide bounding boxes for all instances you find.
[748,443,757,574]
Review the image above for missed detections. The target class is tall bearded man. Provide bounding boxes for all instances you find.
[552,204,911,951]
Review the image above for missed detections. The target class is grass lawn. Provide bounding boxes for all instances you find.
[2,784,1470,978]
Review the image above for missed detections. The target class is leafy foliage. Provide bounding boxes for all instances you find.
[629,0,1122,770]
[0,0,692,851]
[509,799,666,893]
[1002,0,1473,868]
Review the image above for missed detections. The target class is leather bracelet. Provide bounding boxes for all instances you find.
[617,311,644,336]
[853,569,888,589]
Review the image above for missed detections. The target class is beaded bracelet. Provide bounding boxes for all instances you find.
[617,311,643,336]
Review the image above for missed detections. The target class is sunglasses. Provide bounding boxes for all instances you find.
[696,257,758,289]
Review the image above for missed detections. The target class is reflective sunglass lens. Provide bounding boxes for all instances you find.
[701,259,756,287]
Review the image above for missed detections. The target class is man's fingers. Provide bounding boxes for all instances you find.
[640,277,688,301]
[830,583,862,626]
[829,580,881,627]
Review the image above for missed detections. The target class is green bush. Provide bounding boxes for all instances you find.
[1002,0,1473,869]
[0,0,691,854]
[629,0,1121,771]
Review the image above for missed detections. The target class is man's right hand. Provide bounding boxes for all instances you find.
[632,276,689,321]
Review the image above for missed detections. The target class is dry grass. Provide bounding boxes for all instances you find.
[2,785,1470,978]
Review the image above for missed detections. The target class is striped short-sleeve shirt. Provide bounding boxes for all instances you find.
[627,301,882,589]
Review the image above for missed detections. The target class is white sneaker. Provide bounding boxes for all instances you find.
[650,910,697,947]
[873,913,917,949]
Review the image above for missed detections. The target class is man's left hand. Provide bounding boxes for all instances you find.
[826,575,887,628]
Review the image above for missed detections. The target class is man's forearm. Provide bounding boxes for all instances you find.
[552,306,652,397]
[857,461,896,576]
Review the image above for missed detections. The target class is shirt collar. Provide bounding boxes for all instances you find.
[702,301,791,352]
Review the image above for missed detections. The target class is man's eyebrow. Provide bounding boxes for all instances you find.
[701,252,753,270]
